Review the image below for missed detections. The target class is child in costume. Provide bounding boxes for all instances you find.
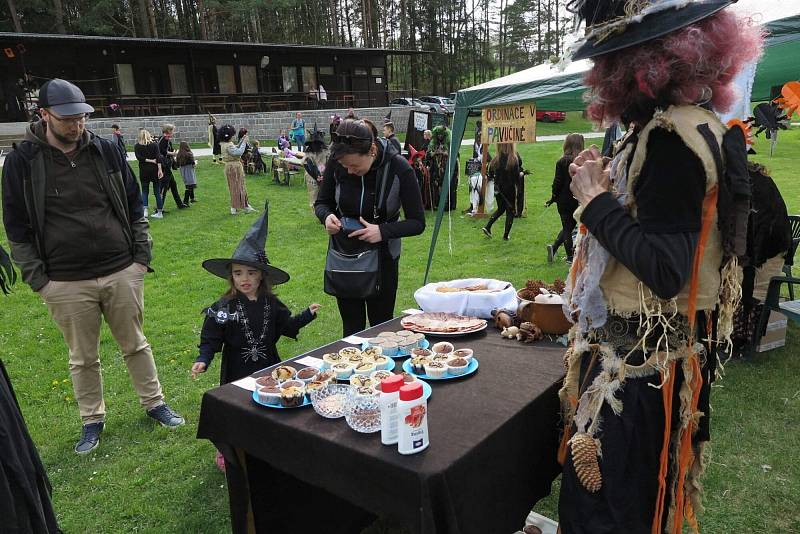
[302,127,329,210]
[218,124,256,215]
[176,141,197,204]
[557,2,762,533]
[208,115,221,164]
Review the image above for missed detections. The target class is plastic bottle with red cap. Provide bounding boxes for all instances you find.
[379,375,405,445]
[397,382,429,455]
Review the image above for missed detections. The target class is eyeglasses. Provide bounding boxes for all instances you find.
[48,112,90,125]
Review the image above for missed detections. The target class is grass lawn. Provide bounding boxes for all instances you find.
[0,127,798,533]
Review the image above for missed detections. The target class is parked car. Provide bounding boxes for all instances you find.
[390,97,428,111]
[536,110,567,122]
[419,96,454,114]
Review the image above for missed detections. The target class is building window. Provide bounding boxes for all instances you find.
[319,66,335,76]
[301,66,317,93]
[168,64,188,94]
[354,67,368,76]
[371,67,385,76]
[240,65,258,93]
[217,65,236,93]
[116,63,136,95]
[282,66,298,93]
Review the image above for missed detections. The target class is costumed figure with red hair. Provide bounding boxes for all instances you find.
[557,1,763,533]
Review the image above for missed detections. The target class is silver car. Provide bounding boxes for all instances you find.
[390,97,428,111]
[419,96,454,114]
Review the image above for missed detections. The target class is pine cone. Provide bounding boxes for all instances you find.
[570,432,602,493]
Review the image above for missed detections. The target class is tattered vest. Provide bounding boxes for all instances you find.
[599,105,726,316]
[220,141,240,163]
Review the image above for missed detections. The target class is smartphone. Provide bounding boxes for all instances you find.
[341,216,365,236]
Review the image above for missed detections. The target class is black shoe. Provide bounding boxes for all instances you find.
[546,244,554,263]
[177,203,190,209]
[565,257,574,265]
[503,235,510,241]
[147,403,185,428]
[75,422,104,455]
[482,227,492,238]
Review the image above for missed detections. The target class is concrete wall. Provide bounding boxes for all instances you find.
[0,107,409,146]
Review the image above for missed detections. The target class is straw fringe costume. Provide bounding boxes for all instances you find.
[558,105,743,534]
[221,140,249,209]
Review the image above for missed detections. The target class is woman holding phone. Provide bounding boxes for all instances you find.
[315,119,425,336]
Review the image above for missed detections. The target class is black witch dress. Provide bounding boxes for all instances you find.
[196,293,315,384]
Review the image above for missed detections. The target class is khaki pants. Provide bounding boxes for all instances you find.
[40,263,164,424]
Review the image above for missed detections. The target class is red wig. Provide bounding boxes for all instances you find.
[584,10,764,125]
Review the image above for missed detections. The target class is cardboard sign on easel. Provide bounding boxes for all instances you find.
[474,103,537,218]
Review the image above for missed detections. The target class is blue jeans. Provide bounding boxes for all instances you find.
[141,180,164,210]
[294,135,305,151]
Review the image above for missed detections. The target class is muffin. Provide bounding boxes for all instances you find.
[313,369,337,384]
[378,340,399,357]
[257,385,282,405]
[370,370,394,383]
[377,331,396,338]
[350,375,373,388]
[271,365,297,382]
[280,386,306,407]
[395,330,414,338]
[353,361,377,376]
[397,339,416,356]
[296,367,319,383]
[332,362,354,380]
[432,341,454,356]
[373,355,393,371]
[423,361,448,379]
[401,372,417,383]
[451,348,474,363]
[411,348,433,359]
[280,380,304,390]
[305,380,326,401]
[322,352,344,368]
[446,357,469,376]
[255,376,279,388]
[347,353,364,365]
[354,385,378,397]
[411,356,431,373]
[339,347,362,359]
[362,346,383,359]
[412,333,427,347]
[367,337,384,347]
[432,354,450,364]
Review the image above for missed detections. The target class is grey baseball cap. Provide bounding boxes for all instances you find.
[38,78,94,116]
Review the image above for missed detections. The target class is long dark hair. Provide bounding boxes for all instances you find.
[562,134,584,159]
[222,264,274,300]
[176,141,194,166]
[330,119,378,159]
[489,143,519,172]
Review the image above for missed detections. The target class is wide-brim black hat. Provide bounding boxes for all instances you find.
[571,0,735,61]
[202,202,290,285]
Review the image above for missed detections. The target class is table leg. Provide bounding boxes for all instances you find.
[221,446,257,534]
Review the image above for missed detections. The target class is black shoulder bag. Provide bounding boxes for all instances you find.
[323,162,392,299]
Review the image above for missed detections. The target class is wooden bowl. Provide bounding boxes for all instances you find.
[532,302,572,335]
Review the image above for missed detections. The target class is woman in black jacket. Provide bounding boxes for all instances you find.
[481,143,522,241]
[545,133,584,262]
[315,119,426,336]
[134,129,165,219]
[158,123,189,210]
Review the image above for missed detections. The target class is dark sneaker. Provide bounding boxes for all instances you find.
[75,422,104,455]
[482,227,492,238]
[546,244,555,263]
[147,403,185,428]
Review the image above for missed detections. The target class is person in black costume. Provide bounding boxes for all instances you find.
[545,133,584,262]
[0,246,60,533]
[481,143,522,240]
[158,123,189,210]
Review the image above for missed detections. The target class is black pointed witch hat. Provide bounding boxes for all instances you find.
[202,201,290,285]
[383,111,393,127]
[570,0,735,61]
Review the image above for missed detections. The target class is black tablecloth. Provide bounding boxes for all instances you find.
[197,317,565,534]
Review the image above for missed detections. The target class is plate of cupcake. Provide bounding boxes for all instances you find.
[402,343,478,380]
[361,330,429,358]
[252,365,337,409]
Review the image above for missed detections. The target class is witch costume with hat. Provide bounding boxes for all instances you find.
[557,2,762,533]
[192,205,318,385]
[302,125,329,210]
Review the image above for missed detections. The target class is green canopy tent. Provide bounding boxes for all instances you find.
[423,12,800,284]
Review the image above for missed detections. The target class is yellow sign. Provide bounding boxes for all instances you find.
[481,103,537,144]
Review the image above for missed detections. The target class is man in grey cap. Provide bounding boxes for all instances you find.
[1,78,184,455]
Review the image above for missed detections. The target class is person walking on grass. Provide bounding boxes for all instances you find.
[134,128,165,219]
[109,123,126,156]
[482,143,523,241]
[176,141,198,204]
[158,123,189,210]
[545,133,584,263]
[191,206,319,470]
[290,112,306,151]
[218,124,256,215]
[1,78,184,455]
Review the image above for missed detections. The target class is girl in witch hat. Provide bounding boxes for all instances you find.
[191,203,320,386]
